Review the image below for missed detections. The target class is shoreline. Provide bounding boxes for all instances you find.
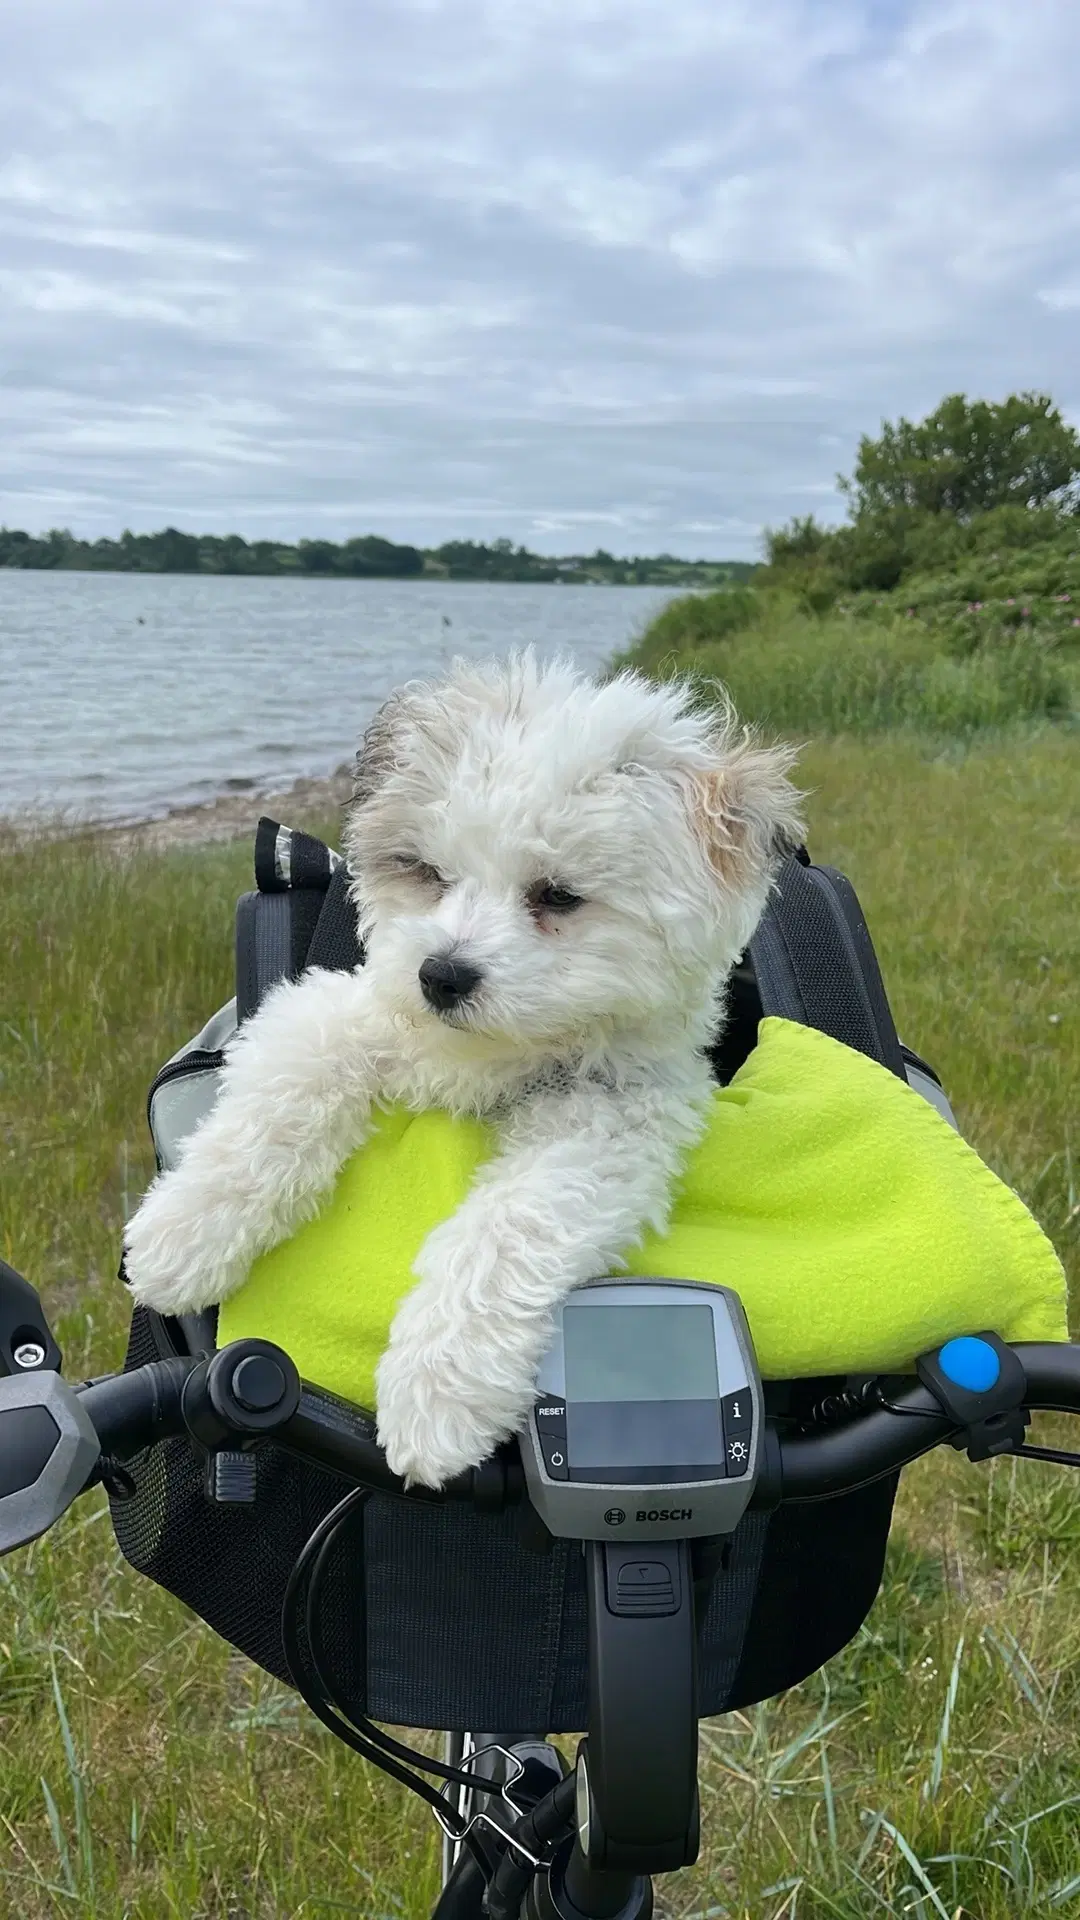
[3,766,355,855]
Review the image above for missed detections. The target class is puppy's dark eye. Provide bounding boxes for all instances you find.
[391,856,446,888]
[528,882,585,915]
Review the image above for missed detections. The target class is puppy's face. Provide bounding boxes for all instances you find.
[345,655,802,1059]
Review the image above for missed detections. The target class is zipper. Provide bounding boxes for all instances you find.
[146,1048,225,1129]
[899,1043,943,1090]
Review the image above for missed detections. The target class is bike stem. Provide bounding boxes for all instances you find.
[581,1540,699,1875]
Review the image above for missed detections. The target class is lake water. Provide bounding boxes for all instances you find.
[0,572,680,823]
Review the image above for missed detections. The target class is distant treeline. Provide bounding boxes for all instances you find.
[0,525,755,588]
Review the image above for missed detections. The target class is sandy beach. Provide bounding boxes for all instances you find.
[100,765,355,853]
[2,765,355,856]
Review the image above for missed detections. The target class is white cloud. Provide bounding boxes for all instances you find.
[0,0,1077,555]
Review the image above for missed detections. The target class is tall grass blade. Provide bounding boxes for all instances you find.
[981,1626,1048,1712]
[872,1815,951,1920]
[39,1778,74,1898]
[1048,1872,1080,1906]
[49,1658,95,1898]
[820,1736,839,1876]
[924,1633,964,1801]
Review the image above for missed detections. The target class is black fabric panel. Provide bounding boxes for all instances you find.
[362,1502,576,1729]
[814,867,905,1079]
[287,889,325,979]
[254,818,335,896]
[726,1474,899,1709]
[288,830,335,894]
[254,817,284,892]
[751,859,904,1075]
[236,888,329,1023]
[305,863,363,973]
[234,893,261,1023]
[235,891,293,1023]
[748,898,807,1028]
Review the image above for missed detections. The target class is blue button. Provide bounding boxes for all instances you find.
[938,1336,1000,1394]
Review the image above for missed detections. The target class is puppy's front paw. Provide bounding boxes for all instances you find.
[375,1332,511,1492]
[123,1173,241,1316]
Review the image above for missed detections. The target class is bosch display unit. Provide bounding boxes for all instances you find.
[521,1278,762,1541]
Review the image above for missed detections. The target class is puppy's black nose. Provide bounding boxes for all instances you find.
[418,955,483,1012]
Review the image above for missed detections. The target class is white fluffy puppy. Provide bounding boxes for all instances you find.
[124,652,802,1489]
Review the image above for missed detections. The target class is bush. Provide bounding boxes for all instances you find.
[619,592,1074,737]
[760,495,1080,611]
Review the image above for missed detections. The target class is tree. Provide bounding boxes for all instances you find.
[763,515,831,568]
[297,538,338,575]
[151,527,200,571]
[340,535,423,578]
[840,392,1080,520]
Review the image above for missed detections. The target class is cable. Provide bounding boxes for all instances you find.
[299,1489,511,1795]
[484,1773,579,1920]
[281,1487,514,1887]
[281,1500,463,1818]
[1013,1442,1080,1469]
[804,1380,958,1431]
[804,1381,883,1429]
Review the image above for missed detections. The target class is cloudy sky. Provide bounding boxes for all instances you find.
[1,0,1078,559]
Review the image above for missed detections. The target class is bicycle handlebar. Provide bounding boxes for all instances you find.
[778,1343,1080,1501]
[72,1337,1080,1516]
[76,1350,523,1508]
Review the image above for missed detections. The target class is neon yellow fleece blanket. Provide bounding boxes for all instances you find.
[218,1017,1067,1405]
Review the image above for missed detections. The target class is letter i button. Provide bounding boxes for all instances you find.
[721,1389,751,1477]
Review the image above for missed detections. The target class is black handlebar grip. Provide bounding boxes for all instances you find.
[77,1359,193,1460]
[777,1382,956,1501]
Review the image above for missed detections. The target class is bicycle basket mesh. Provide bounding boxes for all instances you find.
[109,1307,897,1730]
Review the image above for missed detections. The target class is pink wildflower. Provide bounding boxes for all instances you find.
[1006,597,1015,605]
[1021,606,1031,617]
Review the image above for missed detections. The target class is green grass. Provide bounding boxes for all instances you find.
[0,726,1077,1916]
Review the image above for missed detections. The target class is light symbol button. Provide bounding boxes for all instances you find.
[721,1388,753,1478]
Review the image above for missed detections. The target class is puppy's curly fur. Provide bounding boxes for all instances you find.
[124,652,802,1487]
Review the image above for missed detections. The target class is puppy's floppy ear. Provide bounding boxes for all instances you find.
[679,726,805,892]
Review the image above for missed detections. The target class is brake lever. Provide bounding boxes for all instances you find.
[0,1370,101,1555]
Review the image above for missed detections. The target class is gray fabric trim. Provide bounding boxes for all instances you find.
[147,1000,237,1177]
[905,1063,959,1131]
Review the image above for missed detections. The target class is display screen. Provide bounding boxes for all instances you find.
[563,1303,724,1481]
[563,1304,719,1403]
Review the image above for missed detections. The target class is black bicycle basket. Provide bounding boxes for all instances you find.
[110,828,918,1730]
